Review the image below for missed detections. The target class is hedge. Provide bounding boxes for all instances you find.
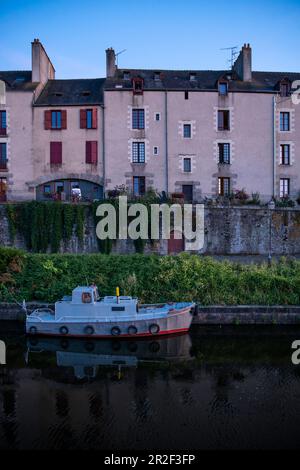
[0,247,300,305]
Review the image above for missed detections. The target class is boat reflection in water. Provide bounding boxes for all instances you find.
[26,333,193,380]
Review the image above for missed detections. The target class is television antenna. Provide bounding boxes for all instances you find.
[116,49,127,66]
[220,46,238,69]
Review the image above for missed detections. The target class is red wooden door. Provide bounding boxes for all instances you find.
[168,230,184,254]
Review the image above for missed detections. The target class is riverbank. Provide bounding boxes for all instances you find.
[1,248,300,306]
[1,303,300,324]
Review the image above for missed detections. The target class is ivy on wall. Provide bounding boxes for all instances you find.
[6,202,87,253]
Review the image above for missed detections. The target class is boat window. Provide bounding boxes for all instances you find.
[82,292,92,303]
[112,306,125,312]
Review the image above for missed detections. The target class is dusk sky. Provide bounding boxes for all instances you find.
[1,0,300,78]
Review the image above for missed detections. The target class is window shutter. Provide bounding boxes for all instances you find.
[91,141,98,164]
[86,141,92,164]
[61,110,67,129]
[80,109,87,129]
[92,108,98,129]
[50,142,62,164]
[45,111,51,130]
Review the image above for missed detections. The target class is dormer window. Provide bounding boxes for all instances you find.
[81,91,91,97]
[280,80,290,97]
[132,77,144,95]
[154,72,161,81]
[123,71,130,80]
[189,73,196,81]
[218,81,228,96]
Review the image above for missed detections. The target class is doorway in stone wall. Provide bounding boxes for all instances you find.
[168,230,184,254]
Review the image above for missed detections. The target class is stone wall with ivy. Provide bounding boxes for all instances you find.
[0,202,300,255]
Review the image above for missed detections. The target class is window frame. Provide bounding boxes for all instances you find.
[218,143,230,164]
[183,123,192,139]
[218,81,228,96]
[0,142,7,170]
[0,111,7,135]
[280,178,290,198]
[280,112,290,132]
[133,176,146,196]
[280,144,290,165]
[218,110,230,131]
[218,177,230,196]
[132,109,145,130]
[51,110,62,130]
[183,157,192,173]
[132,141,146,163]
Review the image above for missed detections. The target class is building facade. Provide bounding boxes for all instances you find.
[0,40,299,203]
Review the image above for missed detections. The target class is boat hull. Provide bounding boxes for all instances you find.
[26,306,194,339]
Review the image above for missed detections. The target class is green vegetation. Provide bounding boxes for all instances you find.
[0,247,300,305]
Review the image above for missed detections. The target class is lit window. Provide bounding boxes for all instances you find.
[183,124,191,138]
[218,177,230,196]
[280,178,290,197]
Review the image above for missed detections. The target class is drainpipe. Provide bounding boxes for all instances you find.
[164,90,169,194]
[272,96,277,198]
[102,104,105,199]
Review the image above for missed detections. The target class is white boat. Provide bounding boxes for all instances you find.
[26,285,196,338]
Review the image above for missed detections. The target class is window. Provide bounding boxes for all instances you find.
[190,73,196,81]
[218,177,230,196]
[133,176,146,196]
[218,82,228,96]
[280,144,290,165]
[154,72,161,81]
[280,112,290,131]
[132,109,145,129]
[280,178,290,197]
[50,142,62,165]
[123,72,130,80]
[133,78,144,95]
[86,141,98,164]
[280,82,290,97]
[183,124,191,138]
[0,111,7,135]
[80,109,97,129]
[153,146,158,155]
[43,184,51,197]
[182,185,193,202]
[155,113,160,121]
[132,142,145,163]
[0,177,7,202]
[218,110,230,131]
[0,143,7,170]
[183,157,191,172]
[51,111,62,129]
[218,143,230,164]
[185,91,189,100]
[45,110,67,130]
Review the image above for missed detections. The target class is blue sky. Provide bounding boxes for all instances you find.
[1,0,300,78]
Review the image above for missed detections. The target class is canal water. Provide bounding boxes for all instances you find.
[0,323,300,450]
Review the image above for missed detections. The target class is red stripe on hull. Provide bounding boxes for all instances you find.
[27,327,189,339]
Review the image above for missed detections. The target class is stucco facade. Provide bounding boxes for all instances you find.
[1,40,300,203]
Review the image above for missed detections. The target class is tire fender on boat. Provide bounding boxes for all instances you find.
[59,326,69,335]
[84,325,95,335]
[111,326,121,336]
[149,324,160,335]
[128,325,138,335]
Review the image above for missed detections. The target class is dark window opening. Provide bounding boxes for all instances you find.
[183,124,191,138]
[280,144,290,165]
[183,157,191,172]
[132,109,145,129]
[185,91,189,100]
[132,142,145,163]
[218,143,230,164]
[218,82,228,96]
[218,177,230,196]
[182,184,193,202]
[280,112,290,131]
[218,110,230,131]
[0,111,7,135]
[133,78,144,95]
[0,143,7,170]
[133,176,146,196]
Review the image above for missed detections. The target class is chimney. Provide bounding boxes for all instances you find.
[106,47,117,78]
[31,38,55,84]
[233,43,252,82]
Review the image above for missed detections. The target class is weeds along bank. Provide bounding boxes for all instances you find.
[0,247,300,305]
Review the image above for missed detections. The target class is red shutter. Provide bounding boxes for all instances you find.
[50,142,62,165]
[91,141,98,164]
[61,110,67,129]
[86,141,92,163]
[80,109,87,129]
[92,108,98,129]
[45,110,51,130]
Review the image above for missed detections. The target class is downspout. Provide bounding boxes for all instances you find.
[272,96,276,198]
[164,90,169,194]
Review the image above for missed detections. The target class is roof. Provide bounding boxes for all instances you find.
[34,78,105,106]
[105,68,300,93]
[0,70,38,91]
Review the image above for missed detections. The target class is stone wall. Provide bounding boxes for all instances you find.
[0,204,299,255]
